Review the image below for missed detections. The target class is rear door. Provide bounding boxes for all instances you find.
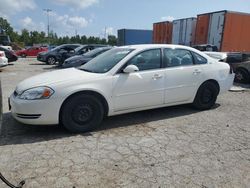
[163,48,206,104]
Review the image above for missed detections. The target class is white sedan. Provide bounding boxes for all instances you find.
[0,51,8,67]
[9,44,234,132]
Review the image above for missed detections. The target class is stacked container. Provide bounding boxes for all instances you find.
[153,21,173,44]
[117,29,153,46]
[194,10,250,52]
[172,17,197,46]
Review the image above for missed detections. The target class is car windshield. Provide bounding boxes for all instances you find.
[79,48,133,73]
[83,48,110,58]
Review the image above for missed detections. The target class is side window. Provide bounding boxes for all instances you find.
[164,49,194,67]
[192,52,207,64]
[127,49,161,71]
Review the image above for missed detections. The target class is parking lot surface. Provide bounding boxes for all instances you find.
[0,59,250,188]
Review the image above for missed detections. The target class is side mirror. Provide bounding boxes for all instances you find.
[123,65,139,73]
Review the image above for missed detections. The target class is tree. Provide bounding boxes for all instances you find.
[108,35,117,46]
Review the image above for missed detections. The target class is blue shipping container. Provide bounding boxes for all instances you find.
[118,29,153,46]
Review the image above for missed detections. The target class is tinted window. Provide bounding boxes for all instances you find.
[192,52,207,64]
[164,49,194,67]
[126,49,161,71]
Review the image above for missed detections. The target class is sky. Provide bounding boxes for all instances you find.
[0,0,250,38]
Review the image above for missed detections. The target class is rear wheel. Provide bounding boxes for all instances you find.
[46,56,56,65]
[193,82,219,110]
[234,68,250,83]
[60,94,104,132]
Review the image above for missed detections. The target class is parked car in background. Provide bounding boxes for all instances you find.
[62,47,112,68]
[0,46,18,62]
[57,44,109,66]
[193,44,218,52]
[0,51,8,67]
[205,51,250,83]
[16,46,48,57]
[37,44,82,65]
[9,44,234,132]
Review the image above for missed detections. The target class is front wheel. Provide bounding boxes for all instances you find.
[46,56,57,65]
[60,94,104,132]
[193,82,219,110]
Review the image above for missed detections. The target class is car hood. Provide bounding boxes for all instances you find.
[15,68,104,93]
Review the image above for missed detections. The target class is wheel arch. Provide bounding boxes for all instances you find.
[198,79,220,95]
[235,67,250,74]
[59,90,109,123]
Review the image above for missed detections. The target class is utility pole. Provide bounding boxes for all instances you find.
[43,8,52,43]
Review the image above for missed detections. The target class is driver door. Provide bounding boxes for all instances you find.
[112,49,165,112]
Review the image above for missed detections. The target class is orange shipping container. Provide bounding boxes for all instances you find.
[194,10,250,52]
[222,12,250,52]
[153,21,173,44]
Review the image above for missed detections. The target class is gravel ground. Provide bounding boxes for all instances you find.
[0,59,250,188]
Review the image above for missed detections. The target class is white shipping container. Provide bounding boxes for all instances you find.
[207,11,225,50]
[172,17,197,46]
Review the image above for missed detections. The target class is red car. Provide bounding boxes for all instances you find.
[16,47,48,57]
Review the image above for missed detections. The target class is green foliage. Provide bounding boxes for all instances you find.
[0,17,118,47]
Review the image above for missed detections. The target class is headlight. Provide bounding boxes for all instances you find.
[18,86,54,100]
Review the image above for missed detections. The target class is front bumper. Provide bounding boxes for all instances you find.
[9,93,62,125]
[37,55,47,62]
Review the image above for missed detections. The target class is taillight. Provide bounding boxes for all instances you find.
[0,52,4,57]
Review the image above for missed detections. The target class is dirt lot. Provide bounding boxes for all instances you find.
[0,59,250,188]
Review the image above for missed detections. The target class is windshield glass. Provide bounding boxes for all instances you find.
[83,48,109,58]
[79,48,133,73]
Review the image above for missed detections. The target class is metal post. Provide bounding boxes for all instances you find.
[43,9,52,44]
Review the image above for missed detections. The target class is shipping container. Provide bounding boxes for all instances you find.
[172,17,197,46]
[117,29,153,46]
[153,21,173,44]
[194,10,250,52]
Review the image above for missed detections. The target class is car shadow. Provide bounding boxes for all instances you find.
[43,65,61,70]
[29,63,49,66]
[0,104,220,146]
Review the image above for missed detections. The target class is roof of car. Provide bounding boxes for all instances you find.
[118,44,197,51]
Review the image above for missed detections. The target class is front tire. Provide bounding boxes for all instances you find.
[46,56,57,65]
[193,82,219,110]
[60,94,104,132]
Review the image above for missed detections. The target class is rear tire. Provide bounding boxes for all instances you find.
[193,82,219,110]
[21,54,26,58]
[60,94,104,133]
[234,68,250,83]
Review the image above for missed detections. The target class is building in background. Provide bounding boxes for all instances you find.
[194,10,250,52]
[117,29,153,46]
[153,21,172,44]
[172,17,197,46]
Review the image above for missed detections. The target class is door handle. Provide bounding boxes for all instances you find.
[193,69,201,74]
[152,74,163,80]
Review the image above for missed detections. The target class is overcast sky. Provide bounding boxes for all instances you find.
[0,0,249,37]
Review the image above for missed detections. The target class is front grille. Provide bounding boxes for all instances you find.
[16,113,41,119]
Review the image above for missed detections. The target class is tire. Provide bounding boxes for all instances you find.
[21,54,26,58]
[60,94,104,132]
[193,82,219,110]
[46,56,57,65]
[234,68,250,84]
